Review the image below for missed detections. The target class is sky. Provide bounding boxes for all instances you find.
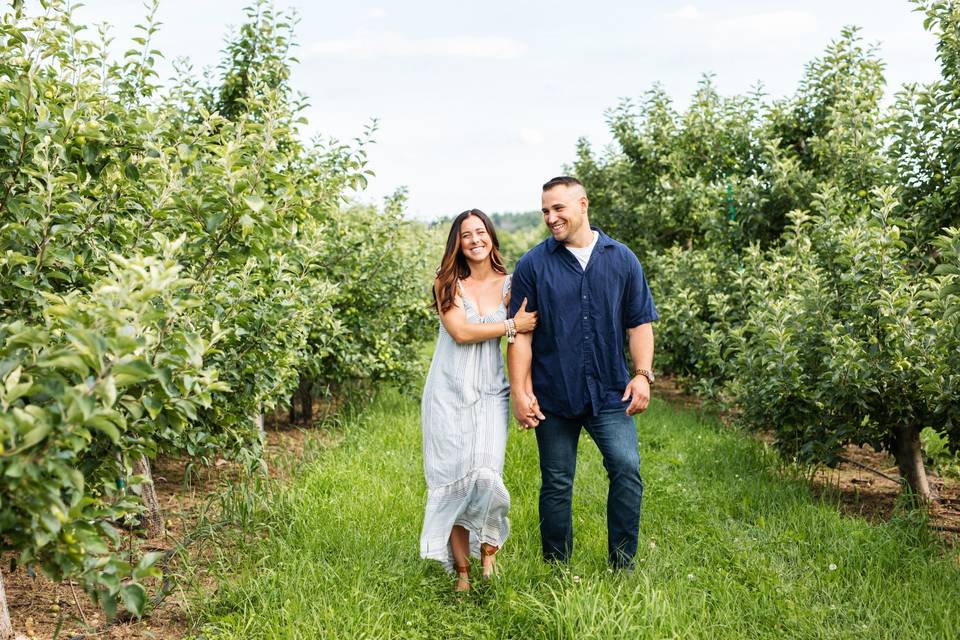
[70,1,942,220]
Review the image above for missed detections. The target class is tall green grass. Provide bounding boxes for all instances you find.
[190,390,960,639]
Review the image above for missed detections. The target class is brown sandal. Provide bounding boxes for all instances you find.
[480,544,499,579]
[454,563,471,592]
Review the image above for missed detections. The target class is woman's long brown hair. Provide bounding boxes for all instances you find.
[433,209,507,314]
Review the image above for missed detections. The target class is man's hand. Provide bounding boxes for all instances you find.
[622,375,651,416]
[512,391,546,429]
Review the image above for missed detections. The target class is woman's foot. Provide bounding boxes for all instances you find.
[454,564,471,592]
[480,543,499,580]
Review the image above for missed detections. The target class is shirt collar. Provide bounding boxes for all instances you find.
[545,226,613,253]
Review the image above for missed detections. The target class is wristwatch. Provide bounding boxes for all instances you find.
[634,368,655,384]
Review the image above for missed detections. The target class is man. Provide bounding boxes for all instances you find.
[507,176,657,570]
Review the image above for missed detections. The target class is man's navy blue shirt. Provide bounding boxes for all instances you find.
[509,227,658,419]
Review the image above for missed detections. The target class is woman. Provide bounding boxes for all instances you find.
[419,209,537,592]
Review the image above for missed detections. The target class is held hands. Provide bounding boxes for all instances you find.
[512,390,545,429]
[622,375,651,416]
[512,297,538,333]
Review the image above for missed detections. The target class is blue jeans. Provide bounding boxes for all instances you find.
[535,406,643,568]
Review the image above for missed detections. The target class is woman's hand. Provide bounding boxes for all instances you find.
[512,297,538,333]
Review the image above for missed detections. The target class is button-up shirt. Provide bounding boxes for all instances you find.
[509,227,658,418]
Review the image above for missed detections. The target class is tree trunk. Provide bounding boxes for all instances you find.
[892,424,932,502]
[299,376,313,426]
[289,376,311,425]
[133,455,165,537]
[0,569,28,640]
[255,411,268,474]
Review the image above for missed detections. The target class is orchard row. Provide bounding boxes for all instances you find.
[0,0,431,622]
[578,2,960,501]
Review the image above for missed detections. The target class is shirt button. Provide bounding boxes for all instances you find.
[582,316,587,320]
[582,295,587,299]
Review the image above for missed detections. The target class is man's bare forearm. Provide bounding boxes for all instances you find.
[627,323,654,373]
[507,332,533,394]
[508,332,544,426]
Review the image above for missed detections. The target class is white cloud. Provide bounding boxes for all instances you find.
[519,128,545,145]
[306,30,527,59]
[366,8,387,20]
[668,9,818,52]
[667,5,701,21]
[713,10,817,41]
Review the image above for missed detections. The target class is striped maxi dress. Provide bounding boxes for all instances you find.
[419,276,512,571]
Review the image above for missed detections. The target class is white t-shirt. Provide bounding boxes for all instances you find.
[565,230,599,270]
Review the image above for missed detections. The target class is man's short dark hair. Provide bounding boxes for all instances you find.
[542,176,584,191]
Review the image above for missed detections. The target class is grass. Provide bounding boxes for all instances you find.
[188,388,960,639]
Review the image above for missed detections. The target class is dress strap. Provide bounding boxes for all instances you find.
[501,274,512,300]
[456,279,465,297]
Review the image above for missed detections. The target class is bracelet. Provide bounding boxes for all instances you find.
[506,318,517,343]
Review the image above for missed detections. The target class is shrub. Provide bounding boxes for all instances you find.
[0,0,430,619]
[573,5,960,500]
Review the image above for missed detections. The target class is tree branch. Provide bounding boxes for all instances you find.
[836,455,905,486]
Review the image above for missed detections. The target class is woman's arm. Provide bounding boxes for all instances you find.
[437,282,507,345]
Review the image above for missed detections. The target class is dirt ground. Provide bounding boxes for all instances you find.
[6,384,958,639]
[657,377,960,540]
[810,442,960,537]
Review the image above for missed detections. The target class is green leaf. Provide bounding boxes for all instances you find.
[142,395,162,419]
[133,551,164,580]
[41,353,90,376]
[4,365,22,392]
[113,360,154,387]
[39,509,62,535]
[239,213,254,236]
[119,396,145,420]
[19,421,52,450]
[5,381,33,405]
[119,583,147,617]
[82,142,97,165]
[176,143,195,161]
[205,211,227,232]
[34,529,51,549]
[99,589,118,622]
[6,326,48,348]
[87,415,121,444]
[123,162,140,181]
[243,195,265,212]
[3,459,25,478]
[8,27,26,44]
